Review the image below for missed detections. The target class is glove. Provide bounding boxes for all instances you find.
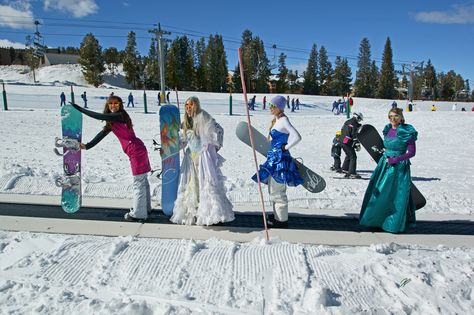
[387,157,400,165]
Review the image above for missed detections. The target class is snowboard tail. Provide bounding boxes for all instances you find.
[358,124,426,210]
[235,121,326,193]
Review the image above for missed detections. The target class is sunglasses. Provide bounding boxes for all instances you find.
[388,114,400,120]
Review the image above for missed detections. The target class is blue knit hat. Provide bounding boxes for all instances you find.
[270,95,286,110]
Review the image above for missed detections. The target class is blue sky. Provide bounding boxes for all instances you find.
[1,0,473,84]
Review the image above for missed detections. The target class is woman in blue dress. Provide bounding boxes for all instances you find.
[252,95,304,228]
[359,108,418,233]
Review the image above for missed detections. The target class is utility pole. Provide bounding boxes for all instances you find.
[149,23,170,104]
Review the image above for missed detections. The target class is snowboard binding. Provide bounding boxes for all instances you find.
[55,174,80,188]
[54,137,80,156]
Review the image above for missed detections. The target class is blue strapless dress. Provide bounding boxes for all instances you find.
[252,129,304,186]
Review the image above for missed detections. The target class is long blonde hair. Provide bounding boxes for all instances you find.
[182,96,202,134]
[268,109,286,139]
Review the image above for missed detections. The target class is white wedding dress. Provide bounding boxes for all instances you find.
[170,110,234,225]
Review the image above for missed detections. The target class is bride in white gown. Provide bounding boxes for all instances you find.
[170,96,234,225]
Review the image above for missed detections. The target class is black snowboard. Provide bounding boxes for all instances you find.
[358,124,426,210]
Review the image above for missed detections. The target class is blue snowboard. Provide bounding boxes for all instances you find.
[159,105,181,216]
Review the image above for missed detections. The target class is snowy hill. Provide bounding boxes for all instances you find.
[0,64,473,313]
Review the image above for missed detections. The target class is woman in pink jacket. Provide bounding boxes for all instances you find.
[72,96,151,221]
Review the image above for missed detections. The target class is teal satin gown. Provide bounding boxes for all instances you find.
[359,124,418,233]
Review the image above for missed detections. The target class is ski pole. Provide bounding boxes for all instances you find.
[238,48,269,241]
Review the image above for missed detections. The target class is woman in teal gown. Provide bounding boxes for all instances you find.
[359,108,418,233]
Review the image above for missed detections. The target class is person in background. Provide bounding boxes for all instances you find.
[359,108,418,233]
[81,91,88,108]
[127,92,134,107]
[157,92,161,106]
[72,96,151,222]
[166,91,171,103]
[332,100,339,113]
[263,96,266,110]
[339,112,363,178]
[431,104,436,111]
[286,95,290,109]
[296,98,300,110]
[391,101,397,109]
[252,95,304,228]
[170,96,234,226]
[60,92,66,107]
[330,131,343,172]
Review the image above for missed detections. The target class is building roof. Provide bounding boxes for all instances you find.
[43,53,79,65]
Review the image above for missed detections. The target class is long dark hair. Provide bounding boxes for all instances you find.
[102,96,133,130]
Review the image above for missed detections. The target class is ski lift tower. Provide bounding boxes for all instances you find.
[403,61,424,102]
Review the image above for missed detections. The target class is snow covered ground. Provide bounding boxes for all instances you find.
[0,65,473,313]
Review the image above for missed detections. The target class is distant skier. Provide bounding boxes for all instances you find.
[81,92,88,108]
[263,96,266,110]
[248,95,256,110]
[295,98,300,110]
[60,92,66,107]
[431,104,436,111]
[286,95,290,109]
[339,99,345,114]
[330,131,343,172]
[291,98,295,112]
[332,100,338,113]
[166,91,171,103]
[127,92,134,107]
[157,92,161,106]
[392,100,397,109]
[340,112,363,178]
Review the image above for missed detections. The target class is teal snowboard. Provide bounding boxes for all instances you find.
[54,104,82,213]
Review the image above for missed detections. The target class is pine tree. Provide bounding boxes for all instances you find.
[78,33,104,87]
[354,38,373,97]
[233,30,270,93]
[303,44,319,95]
[103,47,120,74]
[144,38,160,90]
[437,71,456,100]
[423,59,437,98]
[205,34,228,92]
[166,36,194,90]
[194,37,207,91]
[123,31,141,89]
[252,37,271,93]
[369,61,379,97]
[276,53,289,93]
[319,46,333,95]
[332,56,352,96]
[377,37,397,99]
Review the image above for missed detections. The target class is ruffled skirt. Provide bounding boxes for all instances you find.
[170,145,234,225]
